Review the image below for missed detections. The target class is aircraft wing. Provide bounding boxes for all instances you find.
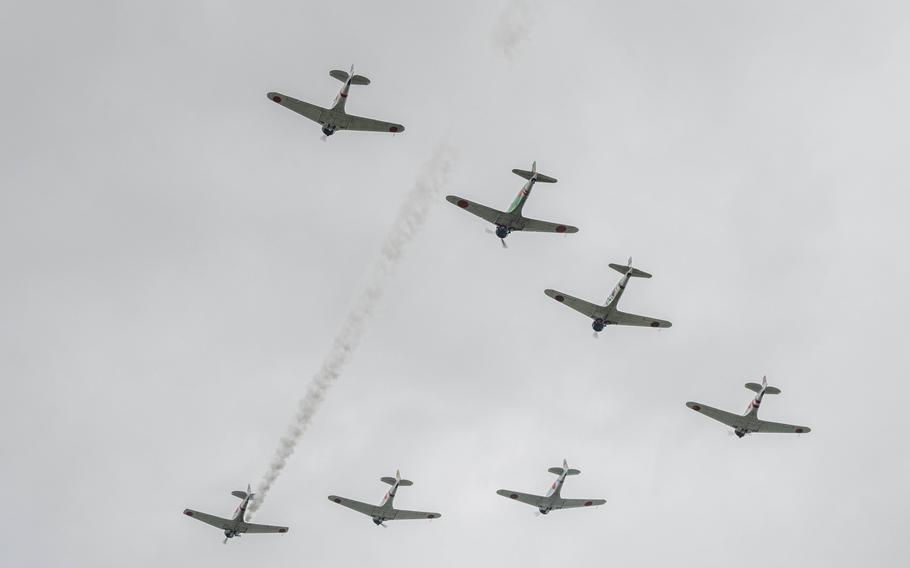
[685,402,747,429]
[242,522,289,534]
[267,92,326,123]
[327,495,379,517]
[183,509,232,530]
[544,289,601,318]
[343,113,405,133]
[554,498,606,510]
[496,489,546,508]
[519,217,579,234]
[610,310,672,328]
[388,508,442,521]
[754,419,811,434]
[445,195,506,225]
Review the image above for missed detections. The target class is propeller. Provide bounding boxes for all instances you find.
[320,135,328,142]
[223,537,228,545]
[380,522,388,528]
[484,228,508,248]
[592,331,599,339]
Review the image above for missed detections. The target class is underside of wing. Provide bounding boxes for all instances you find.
[327,495,378,517]
[610,310,672,328]
[242,522,289,534]
[755,419,811,434]
[518,216,579,234]
[343,113,405,133]
[267,92,326,123]
[554,498,606,510]
[387,508,442,520]
[496,489,546,508]
[183,509,232,530]
[445,195,507,225]
[544,289,601,318]
[686,402,746,429]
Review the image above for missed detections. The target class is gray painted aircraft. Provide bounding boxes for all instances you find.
[686,376,811,438]
[328,470,441,527]
[545,258,672,335]
[445,161,579,248]
[267,66,405,137]
[496,460,606,515]
[183,485,289,544]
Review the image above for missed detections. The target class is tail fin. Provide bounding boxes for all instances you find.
[512,161,557,183]
[608,258,652,278]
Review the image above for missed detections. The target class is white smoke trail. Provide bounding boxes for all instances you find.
[492,0,538,59]
[248,144,455,514]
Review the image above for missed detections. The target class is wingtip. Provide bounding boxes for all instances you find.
[685,402,702,411]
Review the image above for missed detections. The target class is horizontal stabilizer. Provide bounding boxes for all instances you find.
[329,70,350,82]
[547,467,564,475]
[231,490,248,499]
[350,74,371,85]
[381,476,413,486]
[745,382,781,394]
[608,263,652,278]
[512,168,557,183]
[566,468,581,476]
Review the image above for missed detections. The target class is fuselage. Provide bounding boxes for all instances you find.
[223,496,251,538]
[539,470,568,514]
[372,479,400,525]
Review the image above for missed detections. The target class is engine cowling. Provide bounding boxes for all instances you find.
[592,319,605,332]
[495,226,509,239]
[322,126,336,136]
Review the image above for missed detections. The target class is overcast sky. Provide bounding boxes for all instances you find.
[2,1,910,566]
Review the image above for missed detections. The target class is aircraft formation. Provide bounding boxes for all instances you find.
[183,67,812,542]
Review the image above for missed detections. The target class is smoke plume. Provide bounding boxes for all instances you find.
[492,0,538,59]
[248,144,455,514]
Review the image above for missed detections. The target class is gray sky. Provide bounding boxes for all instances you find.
[2,1,909,566]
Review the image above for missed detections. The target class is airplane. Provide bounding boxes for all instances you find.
[267,66,405,137]
[183,484,289,544]
[686,376,811,438]
[544,258,672,335]
[496,459,605,515]
[328,470,441,527]
[445,161,579,248]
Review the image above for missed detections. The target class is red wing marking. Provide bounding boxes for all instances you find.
[554,295,565,302]
[555,225,566,233]
[389,126,399,132]
[271,95,282,103]
[457,199,469,208]
[584,501,592,506]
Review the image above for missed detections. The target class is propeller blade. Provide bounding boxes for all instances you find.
[223,538,228,545]
[500,239,508,249]
[320,135,328,142]
[592,331,599,339]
